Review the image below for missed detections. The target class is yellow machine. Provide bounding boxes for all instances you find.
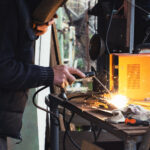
[109,53,150,101]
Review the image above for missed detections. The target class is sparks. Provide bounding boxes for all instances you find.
[109,95,129,109]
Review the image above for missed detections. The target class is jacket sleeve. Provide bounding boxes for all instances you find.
[0,1,54,90]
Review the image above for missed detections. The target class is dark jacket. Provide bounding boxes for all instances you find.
[0,0,53,139]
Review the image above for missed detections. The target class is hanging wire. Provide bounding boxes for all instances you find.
[32,86,60,126]
[105,0,150,54]
[105,8,114,54]
[126,0,150,15]
[63,110,81,150]
[91,122,102,142]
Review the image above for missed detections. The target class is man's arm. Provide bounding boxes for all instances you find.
[0,1,54,90]
[0,1,85,90]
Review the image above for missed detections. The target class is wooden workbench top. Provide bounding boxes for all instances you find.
[49,94,150,140]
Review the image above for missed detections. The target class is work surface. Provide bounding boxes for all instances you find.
[49,94,150,141]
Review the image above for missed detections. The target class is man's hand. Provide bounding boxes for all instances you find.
[53,65,86,88]
[34,19,55,36]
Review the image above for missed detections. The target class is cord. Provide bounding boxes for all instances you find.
[32,86,60,126]
[32,77,111,148]
[33,86,81,149]
[61,80,110,148]
[60,74,114,149]
[63,112,81,150]
[126,0,150,15]
[32,87,90,149]
[91,123,102,143]
[105,1,117,54]
[105,0,150,54]
[63,102,81,150]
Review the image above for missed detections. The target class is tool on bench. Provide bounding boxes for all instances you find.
[125,118,149,126]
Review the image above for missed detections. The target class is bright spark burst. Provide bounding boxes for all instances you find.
[109,95,129,109]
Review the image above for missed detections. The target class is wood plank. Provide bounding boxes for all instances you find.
[51,23,62,65]
[112,124,149,130]
[50,23,62,94]
[123,130,147,136]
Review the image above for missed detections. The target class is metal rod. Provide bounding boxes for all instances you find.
[129,0,135,53]
[126,0,135,53]
[50,97,59,150]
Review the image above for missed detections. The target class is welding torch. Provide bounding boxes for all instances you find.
[125,118,149,126]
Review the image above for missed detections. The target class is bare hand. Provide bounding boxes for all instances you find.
[53,65,86,88]
[34,19,55,36]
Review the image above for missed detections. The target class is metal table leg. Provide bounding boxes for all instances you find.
[139,128,150,150]
[46,96,59,150]
[124,140,137,150]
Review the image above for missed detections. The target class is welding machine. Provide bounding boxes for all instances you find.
[109,53,150,100]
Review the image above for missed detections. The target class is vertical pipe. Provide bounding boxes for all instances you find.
[50,99,59,150]
[85,10,90,71]
[129,0,135,53]
[126,0,135,53]
[69,27,73,67]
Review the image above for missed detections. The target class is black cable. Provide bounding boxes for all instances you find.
[62,94,103,149]
[63,112,81,150]
[63,107,67,128]
[91,123,102,143]
[62,93,102,150]
[33,87,93,149]
[32,86,60,126]
[105,7,115,54]
[63,103,81,150]
[127,0,150,15]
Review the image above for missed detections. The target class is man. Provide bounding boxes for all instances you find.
[0,0,85,149]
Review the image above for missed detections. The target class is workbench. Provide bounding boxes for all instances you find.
[48,94,150,150]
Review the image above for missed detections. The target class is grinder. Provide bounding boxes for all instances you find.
[59,72,95,100]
